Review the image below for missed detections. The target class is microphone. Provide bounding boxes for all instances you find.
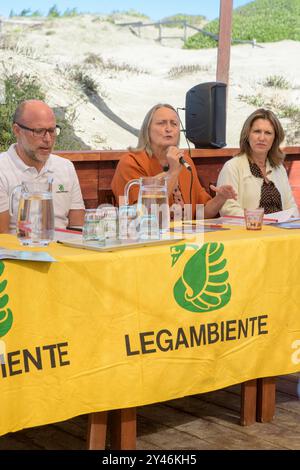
[179,155,192,171]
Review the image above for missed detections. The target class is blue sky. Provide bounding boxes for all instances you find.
[0,1,251,20]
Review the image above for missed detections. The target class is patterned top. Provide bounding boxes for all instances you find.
[248,160,282,213]
[170,183,185,220]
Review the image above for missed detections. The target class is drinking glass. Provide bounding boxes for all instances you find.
[139,214,160,240]
[82,209,105,244]
[244,208,264,230]
[118,205,139,240]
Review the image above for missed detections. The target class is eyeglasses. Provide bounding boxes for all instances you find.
[15,122,61,137]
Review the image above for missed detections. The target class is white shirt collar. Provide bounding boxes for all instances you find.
[7,144,54,176]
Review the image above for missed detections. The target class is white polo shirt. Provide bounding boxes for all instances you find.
[0,144,85,231]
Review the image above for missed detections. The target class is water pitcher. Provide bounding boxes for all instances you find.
[9,180,55,246]
[124,176,170,232]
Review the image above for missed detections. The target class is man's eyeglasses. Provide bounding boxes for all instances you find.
[15,122,61,138]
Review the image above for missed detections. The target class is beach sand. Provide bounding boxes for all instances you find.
[0,14,299,149]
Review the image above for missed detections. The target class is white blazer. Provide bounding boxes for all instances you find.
[217,153,298,217]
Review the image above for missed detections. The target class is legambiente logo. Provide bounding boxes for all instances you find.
[0,262,13,338]
[0,261,13,364]
[171,242,231,313]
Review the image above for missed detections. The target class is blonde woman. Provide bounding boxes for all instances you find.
[112,103,236,218]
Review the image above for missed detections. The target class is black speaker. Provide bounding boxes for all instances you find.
[185,82,227,148]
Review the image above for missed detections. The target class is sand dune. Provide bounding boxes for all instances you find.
[0,14,299,149]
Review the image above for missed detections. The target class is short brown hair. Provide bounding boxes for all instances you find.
[239,108,285,167]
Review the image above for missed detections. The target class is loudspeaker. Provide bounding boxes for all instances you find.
[185,82,227,148]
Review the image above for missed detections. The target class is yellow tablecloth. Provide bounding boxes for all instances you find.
[0,226,300,435]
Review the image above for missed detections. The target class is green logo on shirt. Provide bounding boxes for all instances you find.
[56,184,68,193]
[0,262,13,337]
[171,242,231,313]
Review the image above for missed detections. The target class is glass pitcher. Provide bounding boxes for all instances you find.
[124,176,170,233]
[9,180,55,246]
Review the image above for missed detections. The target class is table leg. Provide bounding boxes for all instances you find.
[86,411,108,450]
[256,377,276,422]
[240,379,257,425]
[110,407,137,450]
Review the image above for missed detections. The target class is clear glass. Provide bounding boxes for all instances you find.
[82,209,105,244]
[124,176,170,233]
[244,208,264,230]
[15,181,54,247]
[101,206,118,241]
[118,205,139,240]
[139,214,160,240]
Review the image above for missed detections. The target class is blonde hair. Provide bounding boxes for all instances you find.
[133,103,180,156]
[239,108,285,167]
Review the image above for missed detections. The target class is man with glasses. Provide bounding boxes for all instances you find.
[0,99,85,232]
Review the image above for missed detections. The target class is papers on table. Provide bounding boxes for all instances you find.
[54,228,83,241]
[263,208,298,223]
[218,208,298,226]
[171,222,229,233]
[270,218,300,229]
[220,215,276,225]
[0,248,56,262]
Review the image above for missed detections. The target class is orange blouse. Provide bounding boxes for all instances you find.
[111,150,211,218]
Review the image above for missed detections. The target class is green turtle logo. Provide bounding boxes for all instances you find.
[0,262,13,337]
[171,242,231,313]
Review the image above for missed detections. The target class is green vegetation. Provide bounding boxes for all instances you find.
[69,68,99,96]
[238,92,300,144]
[161,13,206,28]
[83,53,148,75]
[110,9,150,19]
[0,73,45,151]
[184,0,300,49]
[168,64,209,79]
[9,4,79,18]
[0,71,89,151]
[53,107,91,151]
[262,75,291,89]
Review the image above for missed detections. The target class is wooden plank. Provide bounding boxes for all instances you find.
[1,380,299,450]
[138,402,280,450]
[165,394,299,449]
[257,377,276,423]
[86,411,108,450]
[137,412,217,450]
[54,147,300,208]
[56,147,300,162]
[240,380,257,426]
[216,0,233,85]
[110,408,137,450]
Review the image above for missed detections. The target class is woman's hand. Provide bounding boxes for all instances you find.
[210,184,237,202]
[166,146,183,175]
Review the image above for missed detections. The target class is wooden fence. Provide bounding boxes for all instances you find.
[56,147,300,208]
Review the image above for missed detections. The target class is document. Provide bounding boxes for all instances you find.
[0,248,56,262]
[54,228,83,241]
[219,208,298,225]
[263,208,298,223]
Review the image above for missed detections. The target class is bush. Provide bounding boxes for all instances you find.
[0,72,90,151]
[47,5,60,18]
[0,73,45,151]
[262,75,291,89]
[184,0,300,49]
[161,14,206,28]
